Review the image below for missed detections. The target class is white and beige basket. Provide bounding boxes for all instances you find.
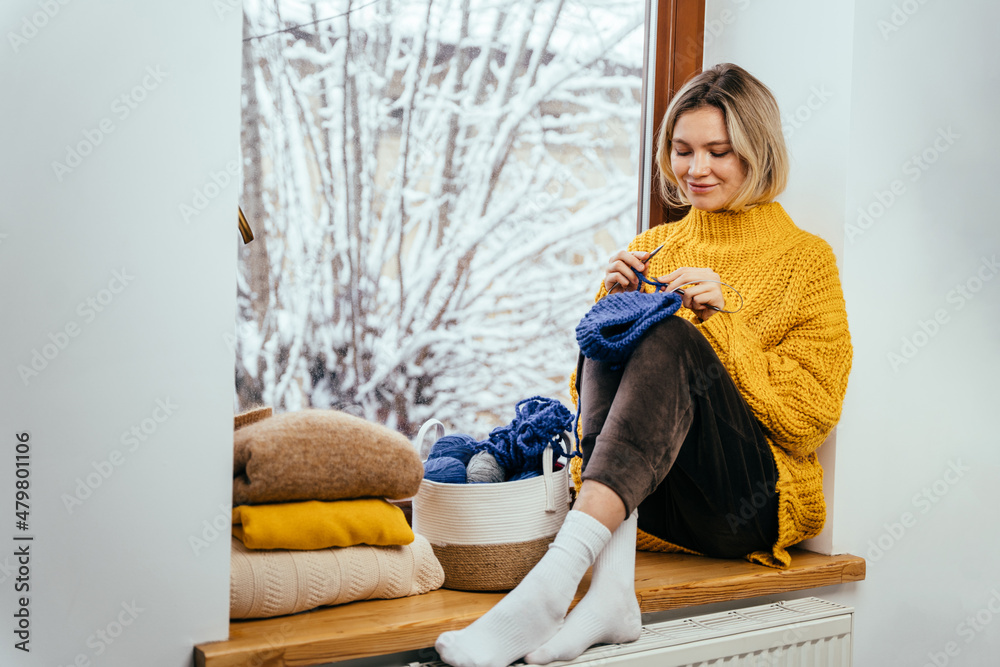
[411,419,571,591]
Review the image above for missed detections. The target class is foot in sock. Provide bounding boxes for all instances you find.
[524,511,641,665]
[435,511,611,667]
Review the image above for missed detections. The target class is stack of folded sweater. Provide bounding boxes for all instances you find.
[230,407,444,619]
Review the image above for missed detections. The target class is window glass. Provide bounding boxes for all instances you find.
[238,0,644,434]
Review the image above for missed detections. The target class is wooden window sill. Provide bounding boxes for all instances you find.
[195,548,865,667]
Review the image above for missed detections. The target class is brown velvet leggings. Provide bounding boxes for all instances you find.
[577,316,779,558]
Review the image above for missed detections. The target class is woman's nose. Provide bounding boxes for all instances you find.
[690,153,711,176]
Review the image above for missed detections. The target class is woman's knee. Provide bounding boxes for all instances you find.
[645,316,699,342]
[638,316,714,358]
[633,316,728,394]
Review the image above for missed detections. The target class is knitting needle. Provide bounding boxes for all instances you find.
[606,243,723,312]
[645,242,666,262]
[668,287,723,312]
[607,243,665,295]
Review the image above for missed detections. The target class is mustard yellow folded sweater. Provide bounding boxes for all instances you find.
[570,202,852,568]
[232,498,414,550]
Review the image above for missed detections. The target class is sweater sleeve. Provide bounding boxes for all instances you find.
[695,241,852,457]
[568,232,650,453]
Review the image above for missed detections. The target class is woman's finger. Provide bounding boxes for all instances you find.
[613,250,648,273]
[663,268,720,294]
[605,266,635,292]
[665,274,698,294]
[660,267,686,285]
[663,268,704,293]
[608,261,636,284]
[606,251,652,292]
[605,271,632,293]
[683,283,725,313]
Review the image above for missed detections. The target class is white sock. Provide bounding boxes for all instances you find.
[435,510,611,667]
[525,511,641,665]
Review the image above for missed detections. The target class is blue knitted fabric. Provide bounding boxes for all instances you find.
[575,290,682,363]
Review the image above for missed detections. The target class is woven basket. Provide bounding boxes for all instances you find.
[411,420,571,591]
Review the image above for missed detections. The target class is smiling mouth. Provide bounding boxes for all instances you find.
[687,182,717,192]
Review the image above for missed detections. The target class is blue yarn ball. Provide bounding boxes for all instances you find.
[423,456,467,484]
[507,469,541,482]
[427,434,479,466]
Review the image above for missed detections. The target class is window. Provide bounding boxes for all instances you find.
[236,0,647,435]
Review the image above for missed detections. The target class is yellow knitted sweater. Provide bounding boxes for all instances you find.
[570,202,852,569]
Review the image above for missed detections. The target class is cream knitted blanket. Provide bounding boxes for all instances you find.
[230,534,444,619]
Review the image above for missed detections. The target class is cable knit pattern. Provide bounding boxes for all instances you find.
[570,202,852,569]
[229,535,445,619]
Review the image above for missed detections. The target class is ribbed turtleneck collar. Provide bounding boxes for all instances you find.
[672,202,796,246]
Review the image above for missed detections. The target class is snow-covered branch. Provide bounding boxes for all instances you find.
[236,0,642,434]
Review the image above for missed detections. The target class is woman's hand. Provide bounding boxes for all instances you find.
[604,249,653,294]
[659,267,725,322]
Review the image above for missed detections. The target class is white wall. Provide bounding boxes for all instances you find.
[702,0,857,554]
[705,0,1000,664]
[0,1,241,665]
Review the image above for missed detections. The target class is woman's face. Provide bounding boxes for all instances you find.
[670,106,747,212]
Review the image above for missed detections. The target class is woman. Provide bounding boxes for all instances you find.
[436,62,852,667]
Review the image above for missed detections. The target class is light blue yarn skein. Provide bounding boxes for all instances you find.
[466,451,505,484]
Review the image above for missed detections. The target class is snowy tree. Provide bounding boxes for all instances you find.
[236,0,643,436]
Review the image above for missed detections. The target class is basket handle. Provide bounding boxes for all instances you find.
[542,432,570,513]
[414,418,445,460]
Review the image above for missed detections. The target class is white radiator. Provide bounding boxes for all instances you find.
[422,597,853,667]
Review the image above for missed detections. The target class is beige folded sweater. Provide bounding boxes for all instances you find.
[230,534,444,619]
[233,409,423,505]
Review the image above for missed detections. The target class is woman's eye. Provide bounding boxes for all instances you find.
[711,151,730,158]
[674,150,692,157]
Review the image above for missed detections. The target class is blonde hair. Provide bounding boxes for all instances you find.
[655,63,789,212]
